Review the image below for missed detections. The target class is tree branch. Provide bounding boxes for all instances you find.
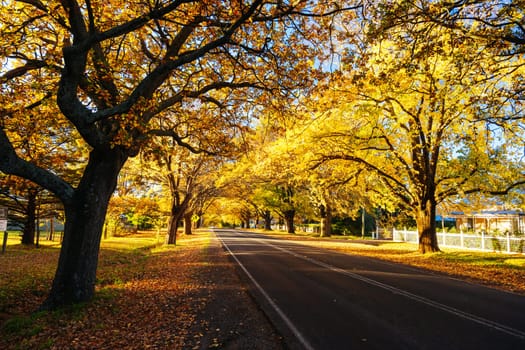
[0,128,74,205]
[311,153,414,207]
[1,60,47,82]
[147,129,217,155]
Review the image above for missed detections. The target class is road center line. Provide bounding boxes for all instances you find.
[256,237,525,340]
[217,233,315,350]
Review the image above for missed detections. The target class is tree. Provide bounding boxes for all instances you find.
[0,85,85,244]
[103,156,164,237]
[183,165,222,233]
[374,1,525,55]
[1,176,40,244]
[251,184,300,233]
[370,0,525,120]
[0,0,348,309]
[238,125,311,234]
[280,104,387,238]
[145,140,224,243]
[308,29,525,252]
[214,158,274,229]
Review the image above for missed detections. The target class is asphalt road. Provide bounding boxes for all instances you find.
[214,229,525,350]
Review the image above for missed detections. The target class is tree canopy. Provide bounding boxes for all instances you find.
[0,0,354,309]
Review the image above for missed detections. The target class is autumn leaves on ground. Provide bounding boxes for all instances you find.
[2,230,525,350]
[0,231,282,350]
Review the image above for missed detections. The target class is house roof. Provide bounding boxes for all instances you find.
[448,210,525,218]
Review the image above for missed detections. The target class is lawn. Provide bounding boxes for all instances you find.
[0,232,197,349]
[0,231,161,314]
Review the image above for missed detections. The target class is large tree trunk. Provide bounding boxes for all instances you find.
[284,209,295,234]
[166,207,183,245]
[40,148,127,310]
[166,185,191,244]
[21,189,37,245]
[263,210,272,230]
[416,198,440,253]
[183,212,192,235]
[319,204,332,238]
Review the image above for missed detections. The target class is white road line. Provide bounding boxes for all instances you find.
[217,233,315,350]
[257,237,525,340]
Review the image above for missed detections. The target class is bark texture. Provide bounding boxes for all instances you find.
[263,210,272,231]
[283,209,295,234]
[184,212,193,235]
[319,204,332,238]
[417,198,440,253]
[41,148,127,310]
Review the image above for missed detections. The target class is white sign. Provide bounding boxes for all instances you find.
[0,220,7,231]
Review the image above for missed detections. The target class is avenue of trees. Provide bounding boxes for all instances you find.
[1,0,524,308]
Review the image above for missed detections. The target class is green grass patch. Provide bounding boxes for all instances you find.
[1,304,89,349]
[1,311,46,337]
[429,250,525,269]
[101,235,159,251]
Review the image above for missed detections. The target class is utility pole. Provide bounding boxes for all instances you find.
[361,207,365,239]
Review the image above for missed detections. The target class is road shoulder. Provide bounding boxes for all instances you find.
[193,232,285,349]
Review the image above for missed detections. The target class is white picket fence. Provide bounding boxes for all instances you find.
[393,228,525,254]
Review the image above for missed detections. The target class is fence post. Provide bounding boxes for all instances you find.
[460,229,464,248]
[506,231,511,253]
[481,230,485,251]
[0,207,7,253]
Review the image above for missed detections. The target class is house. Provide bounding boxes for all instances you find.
[448,210,525,234]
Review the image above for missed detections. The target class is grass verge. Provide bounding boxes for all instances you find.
[0,232,162,349]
